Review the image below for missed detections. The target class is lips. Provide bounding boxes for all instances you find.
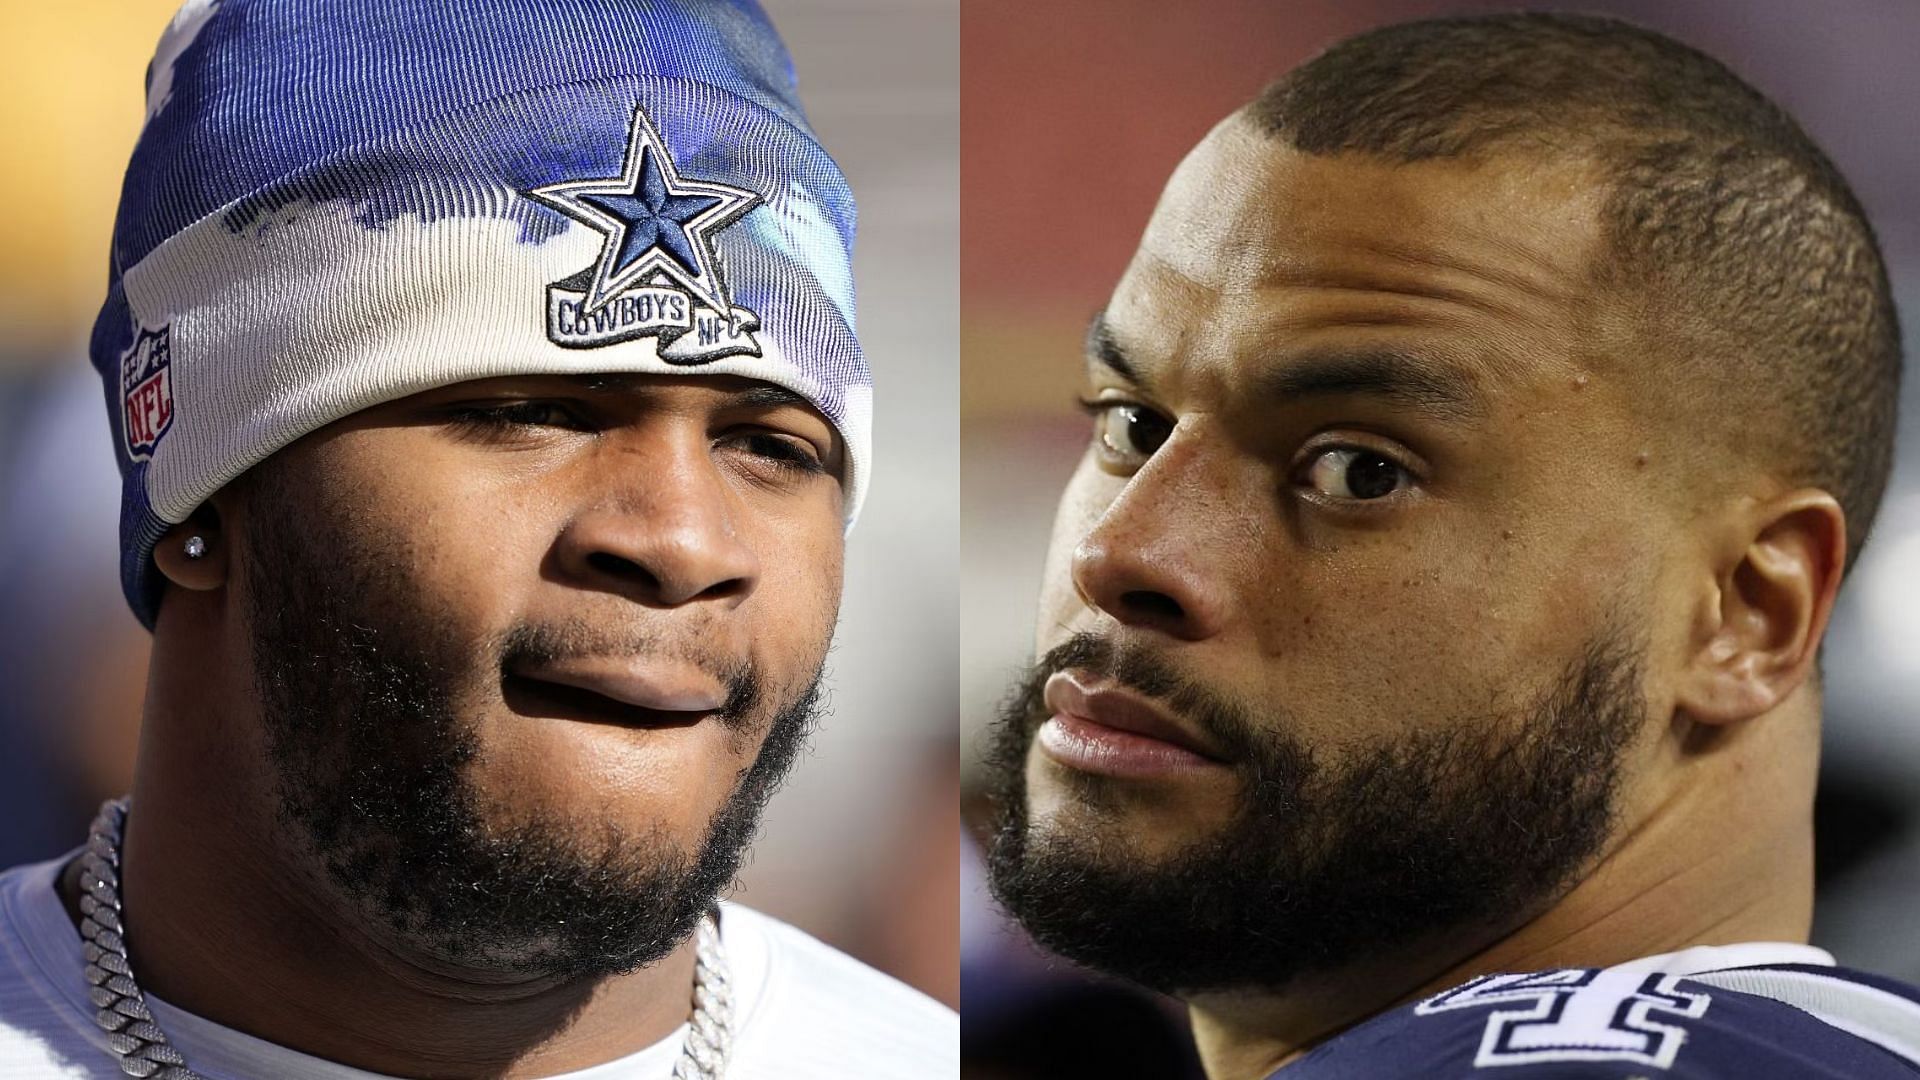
[1035,670,1230,779]
[504,656,727,728]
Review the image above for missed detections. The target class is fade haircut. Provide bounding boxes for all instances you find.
[1248,12,1901,569]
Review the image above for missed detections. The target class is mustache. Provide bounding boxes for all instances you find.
[496,621,761,727]
[1007,632,1264,763]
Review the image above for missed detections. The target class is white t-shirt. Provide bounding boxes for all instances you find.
[0,853,956,1078]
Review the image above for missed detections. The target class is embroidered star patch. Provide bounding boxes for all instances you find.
[528,105,766,361]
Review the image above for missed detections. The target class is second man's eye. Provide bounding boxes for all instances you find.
[1087,402,1174,463]
[1302,447,1409,500]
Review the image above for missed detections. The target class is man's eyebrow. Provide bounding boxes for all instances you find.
[566,374,809,410]
[1080,316,1482,421]
[1084,311,1139,383]
[1258,349,1485,422]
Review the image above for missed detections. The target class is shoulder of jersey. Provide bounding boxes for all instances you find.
[721,903,956,1075]
[1274,964,1920,1079]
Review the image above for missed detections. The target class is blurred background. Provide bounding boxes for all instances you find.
[0,0,958,1009]
[960,1,1920,1076]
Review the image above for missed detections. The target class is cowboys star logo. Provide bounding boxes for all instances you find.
[528,105,765,362]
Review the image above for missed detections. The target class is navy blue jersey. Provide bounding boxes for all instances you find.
[1280,961,1920,1078]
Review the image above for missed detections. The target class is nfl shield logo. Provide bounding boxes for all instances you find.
[121,325,175,462]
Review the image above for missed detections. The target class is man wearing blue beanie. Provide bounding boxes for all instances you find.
[0,1,953,1076]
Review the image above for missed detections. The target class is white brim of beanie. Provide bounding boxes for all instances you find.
[118,194,870,535]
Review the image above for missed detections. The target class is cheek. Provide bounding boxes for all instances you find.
[405,481,563,632]
[296,430,570,647]
[1244,557,1499,743]
[1259,521,1643,743]
[762,524,843,675]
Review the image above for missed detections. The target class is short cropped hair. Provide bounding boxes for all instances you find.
[1248,13,1901,569]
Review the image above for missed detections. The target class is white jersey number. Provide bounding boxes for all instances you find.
[1416,968,1711,1070]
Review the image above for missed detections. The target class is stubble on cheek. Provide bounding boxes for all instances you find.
[238,441,509,801]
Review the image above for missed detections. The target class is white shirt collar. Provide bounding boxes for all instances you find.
[1606,941,1837,978]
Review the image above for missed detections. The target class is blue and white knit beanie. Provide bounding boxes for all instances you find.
[91,0,866,628]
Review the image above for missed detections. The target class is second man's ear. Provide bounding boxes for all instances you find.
[1673,490,1846,726]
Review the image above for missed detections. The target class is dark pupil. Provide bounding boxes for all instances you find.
[1123,408,1172,455]
[1346,454,1400,498]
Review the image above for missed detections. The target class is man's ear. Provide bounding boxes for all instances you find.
[152,502,229,592]
[1676,489,1846,725]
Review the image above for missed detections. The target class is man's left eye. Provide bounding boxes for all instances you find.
[1302,448,1410,500]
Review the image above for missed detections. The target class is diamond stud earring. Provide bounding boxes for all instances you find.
[183,535,208,560]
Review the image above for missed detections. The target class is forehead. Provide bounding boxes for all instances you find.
[1108,116,1611,395]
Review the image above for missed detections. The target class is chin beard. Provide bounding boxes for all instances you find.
[981,630,1644,996]
[239,475,821,980]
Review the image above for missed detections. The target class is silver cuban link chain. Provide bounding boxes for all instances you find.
[80,798,734,1079]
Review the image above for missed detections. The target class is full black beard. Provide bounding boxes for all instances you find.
[240,474,820,980]
[982,631,1644,996]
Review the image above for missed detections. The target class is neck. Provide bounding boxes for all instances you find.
[1184,707,1818,1080]
[67,620,700,1079]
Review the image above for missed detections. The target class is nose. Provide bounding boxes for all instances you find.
[1069,434,1237,642]
[553,439,761,609]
